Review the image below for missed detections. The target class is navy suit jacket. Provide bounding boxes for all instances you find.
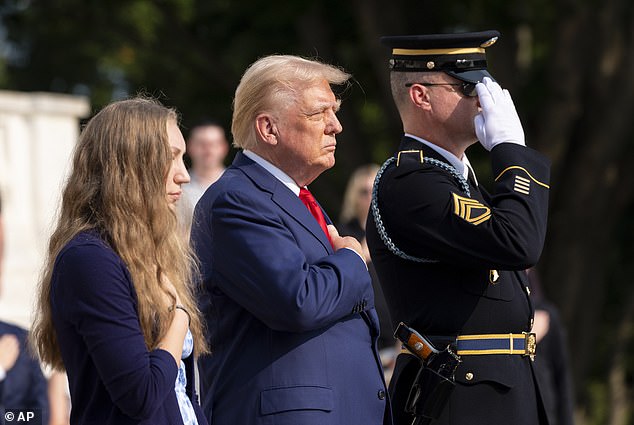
[192,152,391,425]
[0,321,48,422]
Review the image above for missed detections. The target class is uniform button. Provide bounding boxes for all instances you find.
[489,269,500,284]
[377,389,386,400]
[465,372,474,381]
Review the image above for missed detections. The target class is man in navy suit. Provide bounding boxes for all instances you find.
[191,55,391,425]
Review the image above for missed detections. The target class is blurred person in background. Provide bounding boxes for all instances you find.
[182,120,229,208]
[178,120,229,233]
[339,164,397,377]
[0,193,49,422]
[339,164,379,260]
[30,97,208,425]
[527,268,575,425]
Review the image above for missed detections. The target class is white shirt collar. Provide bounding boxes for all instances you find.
[404,133,478,185]
[243,150,301,196]
[462,155,478,186]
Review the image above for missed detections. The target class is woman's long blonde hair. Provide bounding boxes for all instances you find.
[339,164,380,225]
[31,97,208,370]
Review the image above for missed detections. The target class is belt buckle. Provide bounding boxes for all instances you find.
[523,332,537,361]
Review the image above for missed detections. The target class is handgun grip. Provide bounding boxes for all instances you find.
[395,322,439,361]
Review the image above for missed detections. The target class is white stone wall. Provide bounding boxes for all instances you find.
[0,91,90,329]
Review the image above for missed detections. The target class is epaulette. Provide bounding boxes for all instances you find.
[393,150,436,176]
[393,150,468,195]
[396,149,425,166]
[371,152,438,264]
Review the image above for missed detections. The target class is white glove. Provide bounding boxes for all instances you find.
[474,77,525,151]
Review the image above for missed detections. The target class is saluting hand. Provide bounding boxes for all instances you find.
[474,77,526,151]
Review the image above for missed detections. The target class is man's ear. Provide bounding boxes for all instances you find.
[255,114,278,146]
[409,84,432,111]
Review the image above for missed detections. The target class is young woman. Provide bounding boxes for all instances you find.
[31,97,208,425]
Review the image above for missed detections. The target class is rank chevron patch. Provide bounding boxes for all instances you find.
[452,193,492,225]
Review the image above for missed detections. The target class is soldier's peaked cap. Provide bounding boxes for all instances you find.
[380,30,500,83]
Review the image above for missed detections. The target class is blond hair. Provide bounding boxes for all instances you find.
[340,164,380,224]
[31,97,208,370]
[232,55,351,150]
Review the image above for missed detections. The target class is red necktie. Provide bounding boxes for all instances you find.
[299,188,334,248]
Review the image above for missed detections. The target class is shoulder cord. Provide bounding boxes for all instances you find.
[370,155,471,263]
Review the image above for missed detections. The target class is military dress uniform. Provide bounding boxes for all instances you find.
[367,31,551,425]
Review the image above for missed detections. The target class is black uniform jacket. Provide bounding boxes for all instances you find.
[366,136,551,425]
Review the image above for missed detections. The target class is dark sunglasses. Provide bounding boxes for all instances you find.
[405,81,478,97]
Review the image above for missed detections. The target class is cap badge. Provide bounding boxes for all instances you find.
[426,61,435,70]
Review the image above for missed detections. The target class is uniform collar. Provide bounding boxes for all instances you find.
[404,133,478,185]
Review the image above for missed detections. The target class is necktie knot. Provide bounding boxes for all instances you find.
[299,188,317,205]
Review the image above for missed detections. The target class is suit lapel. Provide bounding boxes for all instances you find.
[272,189,334,253]
[233,152,334,254]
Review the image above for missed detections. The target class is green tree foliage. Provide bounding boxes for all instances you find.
[2,0,634,423]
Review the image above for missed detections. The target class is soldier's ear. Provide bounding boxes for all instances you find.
[409,84,432,111]
[255,114,278,146]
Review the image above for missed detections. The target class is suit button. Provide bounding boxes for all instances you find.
[465,372,474,381]
[378,389,386,400]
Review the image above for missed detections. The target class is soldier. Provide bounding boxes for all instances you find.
[366,31,551,424]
